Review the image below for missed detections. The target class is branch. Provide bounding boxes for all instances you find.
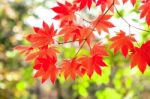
[57,39,86,45]
[114,5,150,33]
[74,0,115,57]
[75,13,91,23]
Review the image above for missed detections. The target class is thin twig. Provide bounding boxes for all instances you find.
[114,5,150,33]
[114,5,148,47]
[57,39,86,44]
[74,0,115,57]
[75,13,91,23]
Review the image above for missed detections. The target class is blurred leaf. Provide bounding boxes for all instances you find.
[114,9,124,18]
[16,81,27,91]
[91,66,110,85]
[79,86,88,97]
[64,47,76,58]
[96,88,122,99]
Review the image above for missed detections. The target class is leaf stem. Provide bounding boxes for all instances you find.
[57,39,85,44]
[74,0,115,58]
[114,5,150,33]
[75,13,91,23]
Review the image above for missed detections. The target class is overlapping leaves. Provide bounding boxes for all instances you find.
[15,0,150,84]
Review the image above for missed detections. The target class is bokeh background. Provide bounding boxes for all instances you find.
[0,0,150,99]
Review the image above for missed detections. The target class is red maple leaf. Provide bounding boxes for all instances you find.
[59,24,82,42]
[79,43,108,77]
[61,59,85,80]
[91,42,108,56]
[139,1,150,25]
[110,30,136,57]
[34,56,58,84]
[96,0,119,12]
[79,55,106,78]
[92,15,114,34]
[142,40,150,65]
[131,40,150,73]
[25,46,58,61]
[79,26,95,45]
[15,45,33,55]
[74,0,96,9]
[27,21,56,48]
[123,0,137,5]
[52,1,77,26]
[59,25,95,46]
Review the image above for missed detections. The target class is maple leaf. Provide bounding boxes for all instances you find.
[131,40,150,73]
[34,56,58,84]
[123,0,137,5]
[52,1,77,26]
[79,43,108,77]
[59,25,95,45]
[58,24,82,42]
[15,45,33,55]
[91,42,109,56]
[27,21,56,48]
[142,0,149,3]
[61,59,85,80]
[74,0,95,9]
[110,30,136,57]
[139,1,150,25]
[96,0,119,12]
[26,46,58,61]
[79,26,95,45]
[92,15,114,34]
[19,46,58,62]
[79,55,106,78]
[141,40,150,65]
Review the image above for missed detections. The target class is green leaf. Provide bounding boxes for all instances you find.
[79,86,88,97]
[64,47,76,58]
[114,9,125,18]
[16,81,27,91]
[96,88,122,99]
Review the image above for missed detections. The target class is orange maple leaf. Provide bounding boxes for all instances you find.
[74,0,95,9]
[34,56,58,84]
[27,21,56,48]
[91,42,109,56]
[52,1,77,26]
[79,43,108,78]
[123,0,137,5]
[25,46,58,61]
[110,30,136,57]
[59,24,82,42]
[79,55,106,78]
[96,0,119,12]
[92,15,114,34]
[61,59,85,80]
[79,26,95,45]
[139,1,150,25]
[131,40,150,73]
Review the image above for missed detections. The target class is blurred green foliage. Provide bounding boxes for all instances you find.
[1,0,150,99]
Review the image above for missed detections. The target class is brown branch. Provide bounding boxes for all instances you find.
[75,13,91,23]
[57,39,86,44]
[74,0,115,57]
[114,5,142,47]
[114,5,150,33]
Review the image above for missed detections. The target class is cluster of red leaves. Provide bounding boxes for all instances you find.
[123,0,137,5]
[131,41,150,73]
[74,0,119,12]
[110,30,136,57]
[16,0,150,84]
[16,22,59,84]
[140,0,150,25]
